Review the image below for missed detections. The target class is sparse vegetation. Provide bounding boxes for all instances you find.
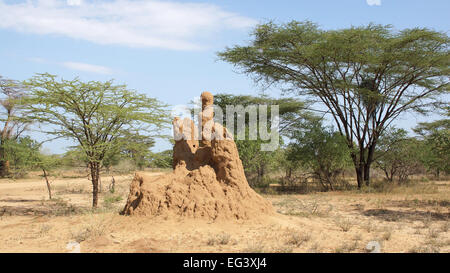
[0,13,448,254]
[243,242,265,253]
[206,233,231,246]
[284,230,311,247]
[334,217,353,232]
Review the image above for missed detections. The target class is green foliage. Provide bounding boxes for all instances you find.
[287,120,351,191]
[2,136,60,178]
[219,21,450,187]
[375,128,424,183]
[24,73,169,165]
[103,194,123,206]
[2,136,39,177]
[61,146,88,167]
[24,73,170,207]
[424,130,450,175]
[213,93,309,186]
[414,111,450,177]
[102,133,155,171]
[150,149,173,169]
[119,133,155,170]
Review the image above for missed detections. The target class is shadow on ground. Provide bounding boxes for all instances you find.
[0,201,86,217]
[363,209,449,222]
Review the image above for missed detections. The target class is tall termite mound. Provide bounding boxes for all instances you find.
[121,92,273,220]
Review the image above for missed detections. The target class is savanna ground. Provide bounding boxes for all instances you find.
[0,169,449,253]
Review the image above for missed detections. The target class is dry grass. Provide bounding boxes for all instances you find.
[70,215,112,243]
[243,242,265,253]
[206,233,231,246]
[0,173,448,253]
[284,230,311,247]
[334,216,354,232]
[273,196,332,217]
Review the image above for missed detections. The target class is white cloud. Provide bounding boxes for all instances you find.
[28,57,113,74]
[67,0,82,6]
[28,57,48,63]
[62,62,113,74]
[0,0,256,50]
[366,0,381,6]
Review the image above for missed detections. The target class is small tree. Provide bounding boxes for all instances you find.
[25,74,169,207]
[36,154,60,200]
[414,109,450,178]
[3,136,59,198]
[3,136,40,178]
[29,151,60,200]
[375,128,423,183]
[287,120,351,191]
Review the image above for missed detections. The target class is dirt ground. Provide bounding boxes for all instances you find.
[0,171,449,253]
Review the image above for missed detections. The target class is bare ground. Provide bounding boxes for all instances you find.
[0,172,448,253]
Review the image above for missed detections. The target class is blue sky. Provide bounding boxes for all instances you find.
[1,0,449,154]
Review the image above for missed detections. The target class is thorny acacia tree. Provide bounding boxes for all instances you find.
[25,73,169,207]
[0,76,31,177]
[219,21,450,187]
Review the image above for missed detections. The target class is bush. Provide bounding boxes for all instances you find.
[112,159,136,174]
[286,120,352,191]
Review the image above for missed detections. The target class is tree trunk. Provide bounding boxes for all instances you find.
[0,160,6,177]
[0,156,10,177]
[355,166,363,188]
[89,161,100,208]
[363,163,371,186]
[364,143,376,186]
[350,146,365,189]
[383,168,394,182]
[287,167,292,179]
[327,175,334,191]
[42,169,52,200]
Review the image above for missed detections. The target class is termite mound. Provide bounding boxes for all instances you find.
[121,92,273,220]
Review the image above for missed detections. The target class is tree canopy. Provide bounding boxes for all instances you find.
[24,73,170,207]
[219,21,450,187]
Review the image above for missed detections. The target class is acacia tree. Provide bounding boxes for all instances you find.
[25,73,169,207]
[0,76,31,177]
[219,21,450,187]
